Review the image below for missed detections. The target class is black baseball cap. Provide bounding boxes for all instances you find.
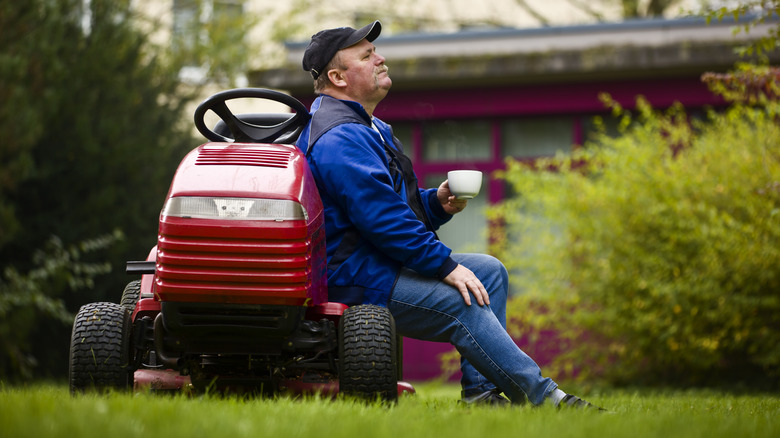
[302,21,382,79]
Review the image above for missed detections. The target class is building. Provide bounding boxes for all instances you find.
[146,1,707,121]
[253,15,777,258]
[250,16,779,381]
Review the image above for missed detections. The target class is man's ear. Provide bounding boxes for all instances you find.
[327,69,347,88]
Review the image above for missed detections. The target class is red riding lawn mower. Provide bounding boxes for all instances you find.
[68,89,413,401]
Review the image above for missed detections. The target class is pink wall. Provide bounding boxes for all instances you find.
[401,333,564,382]
[297,76,723,121]
[375,77,722,120]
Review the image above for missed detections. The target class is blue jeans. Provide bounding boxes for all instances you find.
[388,253,557,405]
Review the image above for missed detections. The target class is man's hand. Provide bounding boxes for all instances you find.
[443,264,490,306]
[438,180,468,215]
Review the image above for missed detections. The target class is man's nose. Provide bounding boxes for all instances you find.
[374,52,386,64]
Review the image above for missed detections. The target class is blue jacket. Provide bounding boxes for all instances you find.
[296,95,457,306]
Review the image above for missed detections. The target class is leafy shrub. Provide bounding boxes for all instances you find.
[0,232,120,381]
[491,70,780,387]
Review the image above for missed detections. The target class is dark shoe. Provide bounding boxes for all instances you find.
[558,394,606,411]
[460,388,510,406]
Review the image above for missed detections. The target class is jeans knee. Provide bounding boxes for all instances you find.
[454,253,509,294]
[486,255,508,281]
[483,255,509,296]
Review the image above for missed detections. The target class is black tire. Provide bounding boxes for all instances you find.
[69,302,133,393]
[339,304,398,402]
[120,280,141,313]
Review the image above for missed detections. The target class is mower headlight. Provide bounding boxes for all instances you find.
[162,197,307,221]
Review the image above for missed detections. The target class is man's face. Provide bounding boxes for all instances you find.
[337,39,392,103]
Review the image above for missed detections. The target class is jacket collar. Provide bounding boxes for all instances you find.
[307,94,373,149]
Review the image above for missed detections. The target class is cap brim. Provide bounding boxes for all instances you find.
[340,21,382,49]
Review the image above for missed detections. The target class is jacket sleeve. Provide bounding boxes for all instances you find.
[420,187,452,230]
[311,124,454,277]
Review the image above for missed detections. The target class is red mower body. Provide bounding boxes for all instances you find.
[155,142,327,307]
[69,89,410,400]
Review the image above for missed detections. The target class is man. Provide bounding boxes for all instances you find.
[296,20,602,409]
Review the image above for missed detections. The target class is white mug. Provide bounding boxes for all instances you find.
[447,170,483,199]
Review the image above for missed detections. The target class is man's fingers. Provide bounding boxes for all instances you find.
[460,279,486,306]
[458,284,472,306]
[443,264,489,307]
[470,280,487,306]
[477,281,490,306]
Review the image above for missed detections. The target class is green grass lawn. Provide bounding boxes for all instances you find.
[1,382,778,438]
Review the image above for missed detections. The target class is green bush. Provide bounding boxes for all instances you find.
[491,71,780,387]
[0,232,121,381]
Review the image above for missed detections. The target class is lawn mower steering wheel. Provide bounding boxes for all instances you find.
[193,88,310,143]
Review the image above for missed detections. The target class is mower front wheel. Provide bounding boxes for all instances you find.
[338,304,398,402]
[120,279,141,313]
[69,302,133,393]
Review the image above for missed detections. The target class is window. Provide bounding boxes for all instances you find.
[386,116,579,265]
[173,0,246,82]
[391,123,414,160]
[424,175,489,255]
[502,117,573,158]
[581,113,625,142]
[423,120,492,161]
[173,0,199,55]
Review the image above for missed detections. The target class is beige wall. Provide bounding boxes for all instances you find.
[133,0,708,134]
[136,0,707,72]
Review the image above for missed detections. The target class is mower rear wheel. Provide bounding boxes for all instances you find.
[69,302,133,393]
[120,279,141,313]
[338,304,398,402]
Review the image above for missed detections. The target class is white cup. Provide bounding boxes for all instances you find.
[447,170,483,199]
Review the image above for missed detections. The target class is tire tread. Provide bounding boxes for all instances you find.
[69,302,132,392]
[339,304,398,401]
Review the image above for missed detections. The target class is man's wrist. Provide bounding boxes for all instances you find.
[436,257,458,280]
[429,190,452,218]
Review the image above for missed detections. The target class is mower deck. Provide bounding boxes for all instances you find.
[133,369,416,397]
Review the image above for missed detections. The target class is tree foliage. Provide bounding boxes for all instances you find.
[0,232,121,380]
[703,0,780,57]
[0,0,197,381]
[492,69,780,387]
[513,0,685,25]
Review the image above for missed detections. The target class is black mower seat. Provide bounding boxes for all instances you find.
[213,113,304,145]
